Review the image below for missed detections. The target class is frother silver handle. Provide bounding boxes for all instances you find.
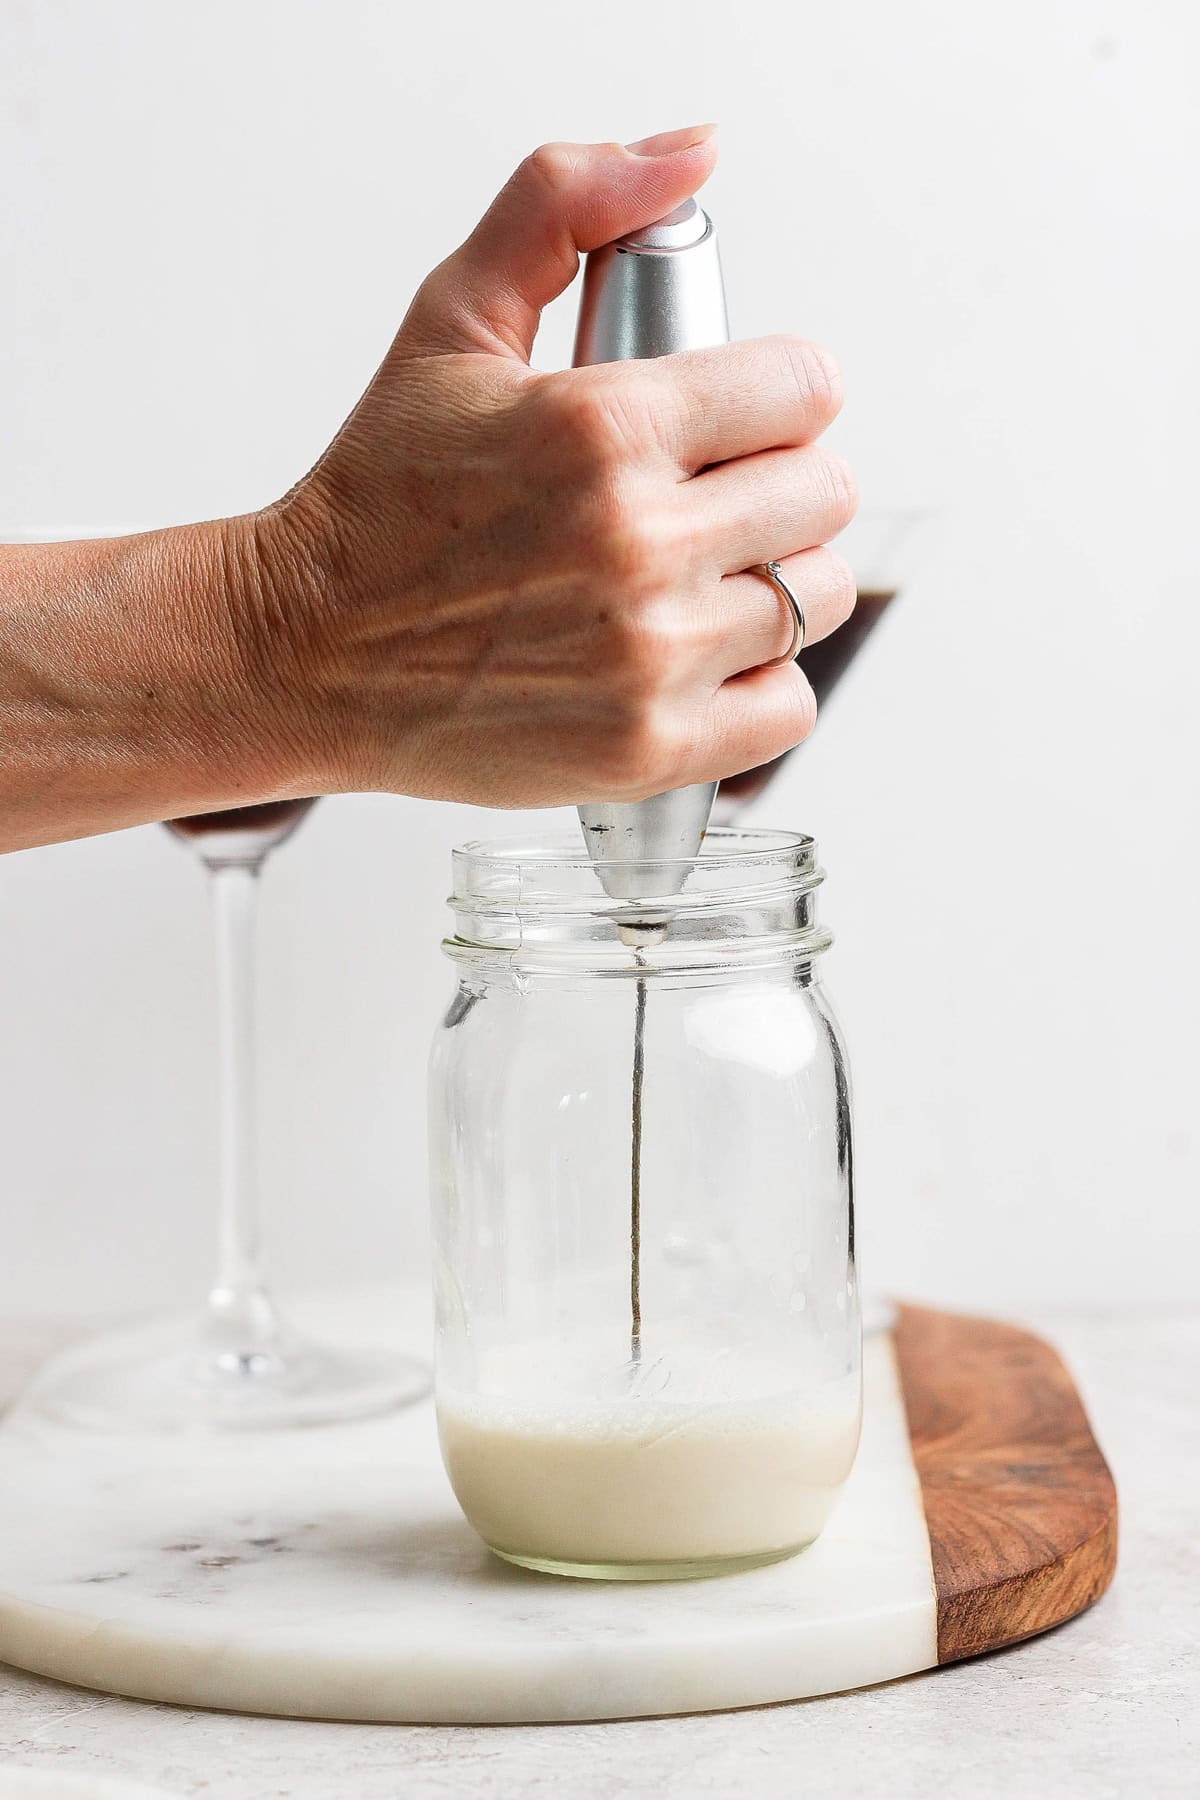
[574,198,729,908]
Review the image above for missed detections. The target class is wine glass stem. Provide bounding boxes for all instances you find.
[206,860,274,1337]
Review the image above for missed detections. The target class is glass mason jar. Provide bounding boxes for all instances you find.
[429,827,861,1580]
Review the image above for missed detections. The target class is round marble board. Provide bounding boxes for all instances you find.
[0,1290,1115,1724]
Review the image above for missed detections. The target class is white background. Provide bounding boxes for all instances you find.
[1,0,1196,1321]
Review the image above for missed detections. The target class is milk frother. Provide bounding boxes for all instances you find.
[573,197,729,934]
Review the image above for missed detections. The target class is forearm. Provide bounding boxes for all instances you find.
[0,520,304,852]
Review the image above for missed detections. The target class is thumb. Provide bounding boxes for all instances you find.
[402,125,718,360]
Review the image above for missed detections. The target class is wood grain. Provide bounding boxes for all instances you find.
[893,1304,1118,1663]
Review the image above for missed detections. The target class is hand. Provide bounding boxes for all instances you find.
[0,126,858,852]
[242,125,857,807]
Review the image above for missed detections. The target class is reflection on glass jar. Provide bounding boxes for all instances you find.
[429,828,861,1580]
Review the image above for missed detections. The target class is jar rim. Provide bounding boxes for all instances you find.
[446,827,828,965]
[452,825,814,881]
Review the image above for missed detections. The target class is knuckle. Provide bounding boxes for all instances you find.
[781,670,818,746]
[775,335,844,423]
[605,598,685,695]
[525,375,690,589]
[527,374,632,477]
[575,483,636,574]
[519,141,577,195]
[599,701,680,798]
[582,489,681,595]
[528,373,604,452]
[812,448,859,528]
[527,367,667,490]
[822,548,858,625]
[588,368,660,459]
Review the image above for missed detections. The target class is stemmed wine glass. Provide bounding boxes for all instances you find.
[30,793,429,1430]
[5,527,427,1430]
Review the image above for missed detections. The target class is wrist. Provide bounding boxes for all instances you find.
[0,517,319,852]
[212,496,348,799]
[113,515,302,813]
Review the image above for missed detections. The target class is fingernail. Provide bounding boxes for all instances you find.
[625,123,717,158]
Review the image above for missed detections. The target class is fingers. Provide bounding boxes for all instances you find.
[669,662,818,797]
[401,127,718,361]
[689,443,859,573]
[706,547,857,680]
[638,546,854,692]
[625,336,843,470]
[590,653,817,804]
[708,659,818,778]
[586,546,849,800]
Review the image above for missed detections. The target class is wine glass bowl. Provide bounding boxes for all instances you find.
[163,798,317,865]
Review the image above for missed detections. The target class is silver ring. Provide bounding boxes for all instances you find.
[755,560,806,666]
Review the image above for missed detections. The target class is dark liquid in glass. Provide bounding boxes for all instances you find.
[718,589,897,811]
[165,800,316,841]
[164,799,317,861]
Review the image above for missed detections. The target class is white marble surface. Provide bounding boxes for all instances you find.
[0,1772,174,1799]
[0,1295,934,1723]
[0,1307,1196,1798]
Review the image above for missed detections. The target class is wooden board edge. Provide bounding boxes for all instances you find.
[892,1302,1119,1664]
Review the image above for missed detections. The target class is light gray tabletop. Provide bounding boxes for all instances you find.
[0,1309,1195,1800]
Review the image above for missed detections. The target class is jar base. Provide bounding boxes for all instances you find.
[488,1539,814,1583]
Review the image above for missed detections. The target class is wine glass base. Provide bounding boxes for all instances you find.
[22,1313,429,1433]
